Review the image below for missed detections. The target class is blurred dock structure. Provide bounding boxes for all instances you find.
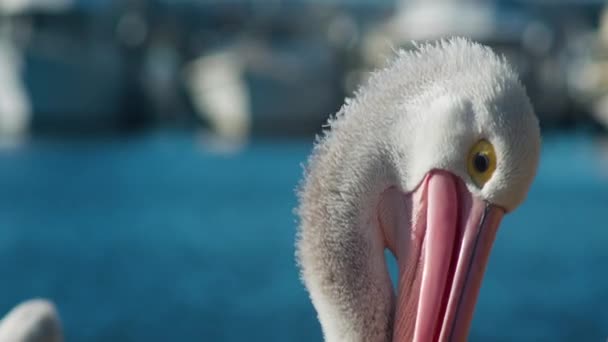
[0,0,606,142]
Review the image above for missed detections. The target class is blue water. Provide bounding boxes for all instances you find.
[0,132,606,341]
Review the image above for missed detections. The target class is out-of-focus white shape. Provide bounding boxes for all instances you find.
[581,5,608,131]
[0,0,72,15]
[0,299,63,342]
[571,61,603,94]
[0,38,30,141]
[185,50,251,144]
[362,1,497,67]
[390,2,494,41]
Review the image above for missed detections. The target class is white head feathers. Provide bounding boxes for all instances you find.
[312,37,540,212]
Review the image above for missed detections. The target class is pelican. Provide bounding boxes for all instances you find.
[296,38,540,341]
[0,299,62,342]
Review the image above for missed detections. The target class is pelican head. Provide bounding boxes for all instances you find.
[296,38,540,341]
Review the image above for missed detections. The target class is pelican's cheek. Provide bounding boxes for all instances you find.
[391,171,504,342]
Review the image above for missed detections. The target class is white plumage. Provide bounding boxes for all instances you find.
[296,38,540,341]
[0,299,62,342]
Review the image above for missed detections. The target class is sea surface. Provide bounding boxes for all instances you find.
[0,131,606,341]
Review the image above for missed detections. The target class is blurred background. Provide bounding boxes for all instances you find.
[0,0,607,341]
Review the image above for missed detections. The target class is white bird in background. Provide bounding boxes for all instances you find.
[0,299,62,342]
[296,38,541,341]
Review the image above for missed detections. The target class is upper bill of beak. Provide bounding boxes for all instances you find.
[390,171,505,342]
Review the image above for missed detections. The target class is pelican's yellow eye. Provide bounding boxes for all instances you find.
[467,139,497,187]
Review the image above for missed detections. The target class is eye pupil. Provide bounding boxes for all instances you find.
[474,153,490,173]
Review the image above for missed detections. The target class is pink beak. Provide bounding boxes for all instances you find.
[381,171,504,341]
